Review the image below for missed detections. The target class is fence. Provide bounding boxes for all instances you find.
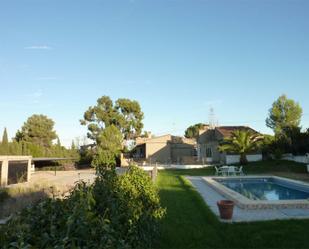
[225,154,263,165]
[282,154,309,164]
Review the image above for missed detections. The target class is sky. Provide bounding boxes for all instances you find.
[0,0,308,147]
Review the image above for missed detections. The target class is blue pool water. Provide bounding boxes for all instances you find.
[215,178,309,201]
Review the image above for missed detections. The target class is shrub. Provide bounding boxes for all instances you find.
[93,166,165,248]
[0,189,9,203]
[0,183,69,219]
[79,149,94,166]
[0,166,165,248]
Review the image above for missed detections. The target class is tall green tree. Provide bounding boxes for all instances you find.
[1,127,9,154]
[15,130,24,142]
[71,140,76,150]
[69,140,80,159]
[219,130,263,164]
[81,96,144,142]
[92,125,123,171]
[266,95,302,136]
[280,126,309,155]
[16,114,57,148]
[184,123,205,139]
[115,98,144,140]
[56,137,62,148]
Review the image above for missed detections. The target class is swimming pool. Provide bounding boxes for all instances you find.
[203,176,309,209]
[215,178,309,201]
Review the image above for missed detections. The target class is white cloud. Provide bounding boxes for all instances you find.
[24,45,52,50]
[32,90,43,98]
[25,90,43,104]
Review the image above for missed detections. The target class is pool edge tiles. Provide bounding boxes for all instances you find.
[202,176,309,210]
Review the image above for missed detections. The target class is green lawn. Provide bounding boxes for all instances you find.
[155,160,309,249]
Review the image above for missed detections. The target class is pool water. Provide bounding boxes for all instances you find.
[216,178,309,201]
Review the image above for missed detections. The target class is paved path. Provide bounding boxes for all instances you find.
[186,176,309,223]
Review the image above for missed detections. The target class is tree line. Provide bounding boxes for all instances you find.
[0,96,144,169]
[2,93,306,166]
[0,115,78,158]
[185,94,309,159]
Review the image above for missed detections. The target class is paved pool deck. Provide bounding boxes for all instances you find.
[186,176,309,223]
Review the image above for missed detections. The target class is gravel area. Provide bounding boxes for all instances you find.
[29,170,96,188]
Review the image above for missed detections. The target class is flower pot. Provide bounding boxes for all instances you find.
[217,200,234,220]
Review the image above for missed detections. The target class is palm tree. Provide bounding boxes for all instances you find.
[218,130,263,164]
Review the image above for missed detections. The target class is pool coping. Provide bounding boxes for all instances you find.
[202,176,309,210]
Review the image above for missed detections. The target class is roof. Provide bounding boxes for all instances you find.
[135,134,172,145]
[135,134,196,145]
[215,126,258,138]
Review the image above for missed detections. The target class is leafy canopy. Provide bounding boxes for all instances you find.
[81,96,144,141]
[219,130,263,164]
[266,95,302,136]
[16,114,57,148]
[184,123,205,139]
[273,126,309,156]
[92,125,123,172]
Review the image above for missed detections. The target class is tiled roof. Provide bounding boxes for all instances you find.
[216,126,258,138]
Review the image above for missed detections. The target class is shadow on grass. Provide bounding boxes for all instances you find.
[0,191,48,219]
[0,184,70,219]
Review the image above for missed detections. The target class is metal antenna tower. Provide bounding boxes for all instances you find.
[209,107,216,129]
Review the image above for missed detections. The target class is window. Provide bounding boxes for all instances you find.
[206,147,212,158]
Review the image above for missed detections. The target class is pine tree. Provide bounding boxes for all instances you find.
[57,137,61,147]
[1,127,9,155]
[266,95,302,136]
[71,140,76,150]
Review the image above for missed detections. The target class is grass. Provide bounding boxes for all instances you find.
[155,160,309,249]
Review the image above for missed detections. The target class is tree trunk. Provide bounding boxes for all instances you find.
[240,153,248,165]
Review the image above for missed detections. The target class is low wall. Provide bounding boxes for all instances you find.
[141,164,211,170]
[226,154,262,165]
[225,155,240,164]
[282,154,309,164]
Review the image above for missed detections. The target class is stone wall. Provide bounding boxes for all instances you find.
[225,154,262,165]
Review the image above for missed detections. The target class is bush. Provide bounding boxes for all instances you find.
[0,189,9,203]
[0,166,165,248]
[93,166,165,248]
[78,149,94,165]
[0,184,69,219]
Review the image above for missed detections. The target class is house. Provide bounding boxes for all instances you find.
[131,133,196,164]
[197,125,262,164]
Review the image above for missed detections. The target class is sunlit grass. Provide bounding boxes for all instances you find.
[155,161,309,249]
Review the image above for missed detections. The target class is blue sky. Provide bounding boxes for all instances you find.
[0,0,308,146]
